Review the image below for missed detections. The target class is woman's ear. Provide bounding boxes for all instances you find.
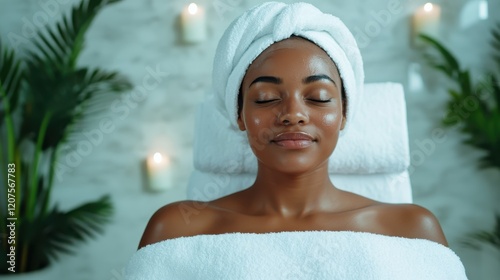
[340,116,346,130]
[237,115,246,131]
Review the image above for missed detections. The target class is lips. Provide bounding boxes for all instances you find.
[271,132,315,149]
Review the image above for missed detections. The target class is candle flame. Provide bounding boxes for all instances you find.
[188,3,198,15]
[424,3,433,12]
[153,152,163,164]
[479,0,488,20]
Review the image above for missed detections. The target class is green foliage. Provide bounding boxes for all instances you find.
[0,0,131,273]
[462,214,500,251]
[21,0,129,151]
[0,44,23,121]
[419,31,500,170]
[419,24,500,252]
[12,196,113,272]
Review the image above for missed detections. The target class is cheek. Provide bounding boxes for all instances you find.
[244,114,276,152]
[252,117,262,126]
[322,113,338,126]
[244,111,273,143]
[245,111,265,129]
[243,100,280,128]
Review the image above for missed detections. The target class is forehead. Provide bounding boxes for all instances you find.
[244,37,340,80]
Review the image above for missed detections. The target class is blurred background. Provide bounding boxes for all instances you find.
[0,0,499,279]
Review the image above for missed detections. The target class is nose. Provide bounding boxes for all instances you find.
[277,96,309,126]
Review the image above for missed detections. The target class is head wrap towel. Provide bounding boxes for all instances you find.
[212,1,364,134]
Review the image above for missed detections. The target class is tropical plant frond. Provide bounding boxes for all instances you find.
[21,3,129,149]
[0,42,24,121]
[1,0,126,273]
[492,75,500,110]
[475,74,498,110]
[462,231,498,250]
[7,195,113,272]
[21,62,130,148]
[86,68,133,92]
[458,70,473,94]
[419,34,461,78]
[492,23,500,52]
[29,0,121,71]
[41,68,131,149]
[34,195,113,261]
[462,214,500,251]
[8,0,146,151]
[492,23,500,79]
[420,26,500,169]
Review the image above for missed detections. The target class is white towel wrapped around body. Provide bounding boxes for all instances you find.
[194,83,409,175]
[125,231,468,280]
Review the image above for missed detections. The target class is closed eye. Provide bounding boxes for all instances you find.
[308,99,332,103]
[255,99,280,104]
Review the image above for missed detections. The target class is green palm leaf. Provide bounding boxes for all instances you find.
[21,67,132,150]
[492,24,500,109]
[41,195,113,257]
[1,0,128,273]
[421,24,500,251]
[419,34,461,79]
[29,0,120,71]
[492,23,500,68]
[462,215,500,250]
[20,0,131,150]
[11,195,113,272]
[0,41,24,125]
[0,43,24,234]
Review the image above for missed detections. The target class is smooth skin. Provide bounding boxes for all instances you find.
[138,37,448,249]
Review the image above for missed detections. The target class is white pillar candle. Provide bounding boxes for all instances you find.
[146,152,173,191]
[479,0,488,20]
[181,3,207,44]
[412,3,441,42]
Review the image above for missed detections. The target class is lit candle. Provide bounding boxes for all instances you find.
[180,3,207,43]
[412,3,441,43]
[146,152,173,191]
[479,0,488,20]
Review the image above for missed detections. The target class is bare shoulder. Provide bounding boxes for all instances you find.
[137,200,216,250]
[370,203,448,246]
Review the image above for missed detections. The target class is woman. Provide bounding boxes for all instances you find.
[138,34,447,247]
[127,2,466,279]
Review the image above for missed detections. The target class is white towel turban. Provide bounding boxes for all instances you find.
[212,1,364,134]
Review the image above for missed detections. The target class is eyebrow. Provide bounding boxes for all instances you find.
[249,76,282,87]
[303,74,337,86]
[248,74,336,88]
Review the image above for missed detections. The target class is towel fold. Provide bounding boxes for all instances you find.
[212,2,364,134]
[187,169,413,203]
[194,83,410,174]
[125,231,467,280]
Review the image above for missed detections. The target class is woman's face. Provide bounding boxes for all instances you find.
[238,37,345,174]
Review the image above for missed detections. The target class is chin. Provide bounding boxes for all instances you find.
[262,155,329,175]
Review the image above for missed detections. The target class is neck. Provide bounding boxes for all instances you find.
[246,162,340,218]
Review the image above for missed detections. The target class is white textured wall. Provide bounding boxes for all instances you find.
[1,0,499,279]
